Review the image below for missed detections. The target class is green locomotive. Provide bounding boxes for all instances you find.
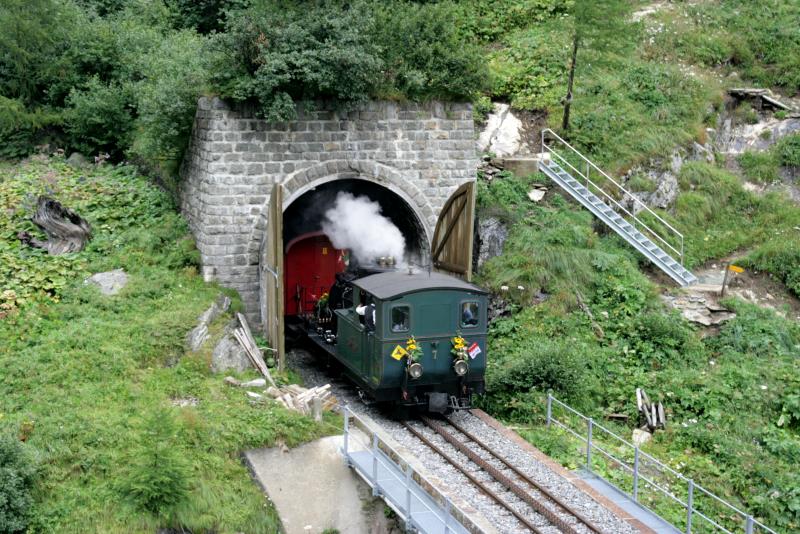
[306,269,488,413]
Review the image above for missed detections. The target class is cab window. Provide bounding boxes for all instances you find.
[391,306,410,332]
[461,302,479,328]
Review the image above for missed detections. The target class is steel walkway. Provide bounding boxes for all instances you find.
[540,129,697,287]
[578,470,681,534]
[341,407,480,534]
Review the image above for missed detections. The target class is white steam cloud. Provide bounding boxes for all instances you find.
[321,192,406,266]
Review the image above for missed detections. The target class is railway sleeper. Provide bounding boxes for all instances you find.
[403,421,547,534]
[421,416,592,534]
[443,416,604,534]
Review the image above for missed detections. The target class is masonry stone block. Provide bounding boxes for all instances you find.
[180,99,477,325]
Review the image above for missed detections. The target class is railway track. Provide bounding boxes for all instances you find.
[403,414,605,534]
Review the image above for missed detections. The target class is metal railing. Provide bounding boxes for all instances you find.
[545,393,777,534]
[342,406,474,534]
[540,128,685,265]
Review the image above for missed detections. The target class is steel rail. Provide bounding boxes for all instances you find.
[419,416,587,534]
[444,415,605,534]
[402,421,546,534]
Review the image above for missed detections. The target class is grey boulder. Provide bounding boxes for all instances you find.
[85,269,129,295]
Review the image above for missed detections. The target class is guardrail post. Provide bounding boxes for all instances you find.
[342,405,349,459]
[444,498,452,534]
[546,392,553,428]
[681,239,685,266]
[372,434,380,496]
[586,161,590,188]
[745,515,754,534]
[405,465,412,520]
[686,479,694,534]
[633,446,640,502]
[586,418,594,471]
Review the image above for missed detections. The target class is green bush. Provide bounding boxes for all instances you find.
[120,409,191,517]
[211,0,382,121]
[0,434,37,533]
[622,311,703,368]
[455,0,570,43]
[745,238,800,297]
[371,1,486,101]
[130,30,211,173]
[212,0,485,121]
[776,133,800,168]
[487,23,568,110]
[484,337,590,414]
[737,151,779,183]
[65,78,135,158]
[0,97,62,159]
[710,301,800,359]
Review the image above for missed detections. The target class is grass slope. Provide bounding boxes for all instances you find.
[0,157,334,533]
[476,166,800,530]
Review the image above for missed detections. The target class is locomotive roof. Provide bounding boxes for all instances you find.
[352,270,488,299]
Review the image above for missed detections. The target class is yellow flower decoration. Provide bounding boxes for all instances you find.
[451,334,468,360]
[406,336,422,362]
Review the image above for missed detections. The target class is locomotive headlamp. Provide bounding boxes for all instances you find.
[453,359,469,376]
[408,362,423,380]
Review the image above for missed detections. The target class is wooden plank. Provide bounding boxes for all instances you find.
[430,181,476,281]
[263,183,285,372]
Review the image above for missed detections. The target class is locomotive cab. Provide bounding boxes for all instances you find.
[326,270,488,412]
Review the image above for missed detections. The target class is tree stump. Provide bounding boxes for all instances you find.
[18,196,91,255]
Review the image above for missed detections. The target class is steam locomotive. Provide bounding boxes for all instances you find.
[285,232,487,413]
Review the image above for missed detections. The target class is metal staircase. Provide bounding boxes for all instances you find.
[539,129,697,287]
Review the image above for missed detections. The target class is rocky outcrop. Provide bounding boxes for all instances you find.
[716,116,800,155]
[186,294,232,351]
[85,269,128,296]
[478,103,526,157]
[661,293,736,326]
[623,142,714,211]
[476,216,508,269]
[211,319,252,373]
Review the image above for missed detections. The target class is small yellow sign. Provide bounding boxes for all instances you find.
[729,265,744,273]
[391,345,408,361]
[322,247,328,255]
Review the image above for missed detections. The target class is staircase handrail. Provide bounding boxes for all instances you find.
[546,148,682,261]
[541,128,685,265]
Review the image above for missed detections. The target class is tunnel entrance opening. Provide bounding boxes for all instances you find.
[282,179,429,265]
[281,179,429,327]
[261,177,476,371]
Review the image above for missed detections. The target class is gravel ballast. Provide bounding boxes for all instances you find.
[287,348,640,533]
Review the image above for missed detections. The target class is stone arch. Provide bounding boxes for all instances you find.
[246,160,436,264]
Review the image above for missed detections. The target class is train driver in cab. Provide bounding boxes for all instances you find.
[356,296,376,332]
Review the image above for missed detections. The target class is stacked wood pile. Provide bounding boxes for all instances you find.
[228,314,336,421]
[265,384,336,421]
[637,387,666,432]
[232,312,276,388]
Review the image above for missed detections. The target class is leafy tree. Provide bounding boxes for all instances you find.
[561,0,631,130]
[167,0,250,33]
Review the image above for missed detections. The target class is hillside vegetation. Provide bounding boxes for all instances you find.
[471,0,800,531]
[0,157,336,532]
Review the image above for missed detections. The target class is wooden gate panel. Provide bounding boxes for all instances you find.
[431,181,476,281]
[261,184,285,371]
